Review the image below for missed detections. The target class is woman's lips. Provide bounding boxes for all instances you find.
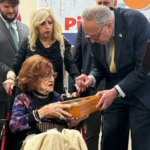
[48,83,53,86]
[45,31,50,34]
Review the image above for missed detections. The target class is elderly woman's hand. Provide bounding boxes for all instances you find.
[38,102,72,120]
[68,115,89,128]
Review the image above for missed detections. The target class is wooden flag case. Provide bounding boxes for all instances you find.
[46,95,101,118]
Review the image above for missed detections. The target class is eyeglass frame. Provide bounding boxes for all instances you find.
[84,21,108,40]
[44,72,57,80]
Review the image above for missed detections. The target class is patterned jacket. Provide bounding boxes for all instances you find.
[9,92,67,135]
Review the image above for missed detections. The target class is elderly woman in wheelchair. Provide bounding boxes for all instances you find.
[8,55,87,150]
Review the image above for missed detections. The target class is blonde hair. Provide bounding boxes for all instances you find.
[29,7,62,51]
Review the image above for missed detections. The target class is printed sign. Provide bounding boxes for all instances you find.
[37,0,150,44]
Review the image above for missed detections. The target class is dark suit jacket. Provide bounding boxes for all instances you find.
[68,23,94,92]
[73,23,93,75]
[0,17,29,102]
[89,7,150,110]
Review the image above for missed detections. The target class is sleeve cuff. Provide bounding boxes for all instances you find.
[28,112,36,126]
[88,75,96,87]
[115,85,126,98]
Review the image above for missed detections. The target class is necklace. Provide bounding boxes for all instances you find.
[32,91,49,99]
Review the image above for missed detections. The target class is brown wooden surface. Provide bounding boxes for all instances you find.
[46,95,101,118]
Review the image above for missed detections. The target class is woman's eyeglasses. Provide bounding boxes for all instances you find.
[44,72,57,80]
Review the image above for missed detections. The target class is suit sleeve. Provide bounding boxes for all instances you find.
[72,24,83,73]
[0,62,9,82]
[90,50,107,89]
[9,38,29,76]
[64,38,80,80]
[118,15,150,96]
[68,24,83,92]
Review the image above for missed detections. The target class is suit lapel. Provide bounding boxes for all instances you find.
[0,17,17,52]
[113,8,125,71]
[91,43,109,71]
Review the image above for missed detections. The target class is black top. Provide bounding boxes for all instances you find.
[10,38,80,94]
[27,91,62,125]
[30,91,52,106]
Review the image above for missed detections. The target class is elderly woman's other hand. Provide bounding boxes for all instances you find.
[68,115,89,128]
[38,102,72,120]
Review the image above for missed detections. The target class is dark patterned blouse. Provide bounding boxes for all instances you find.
[9,91,67,135]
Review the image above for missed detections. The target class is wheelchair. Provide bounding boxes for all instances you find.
[0,94,15,150]
[0,91,86,150]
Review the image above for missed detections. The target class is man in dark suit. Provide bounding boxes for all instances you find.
[76,5,150,150]
[69,1,117,150]
[0,0,29,123]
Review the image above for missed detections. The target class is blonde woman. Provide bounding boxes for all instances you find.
[3,7,79,95]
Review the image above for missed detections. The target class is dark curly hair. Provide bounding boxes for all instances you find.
[0,0,20,5]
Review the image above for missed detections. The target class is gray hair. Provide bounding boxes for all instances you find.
[82,5,113,28]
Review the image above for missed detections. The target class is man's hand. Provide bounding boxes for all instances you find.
[70,92,77,97]
[76,74,93,92]
[96,88,118,110]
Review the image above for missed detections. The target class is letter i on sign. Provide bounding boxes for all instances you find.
[65,16,82,31]
[77,16,82,30]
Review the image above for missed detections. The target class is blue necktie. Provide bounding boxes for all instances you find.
[8,22,18,50]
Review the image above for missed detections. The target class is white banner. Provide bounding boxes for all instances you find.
[37,0,150,33]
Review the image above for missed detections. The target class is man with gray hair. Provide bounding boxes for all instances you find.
[76,5,150,150]
[69,1,117,150]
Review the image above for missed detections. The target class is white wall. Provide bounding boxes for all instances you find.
[19,0,37,26]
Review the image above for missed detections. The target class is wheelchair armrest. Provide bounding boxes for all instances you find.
[0,119,9,124]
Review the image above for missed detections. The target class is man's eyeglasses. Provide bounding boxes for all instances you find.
[44,72,57,80]
[85,21,108,40]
